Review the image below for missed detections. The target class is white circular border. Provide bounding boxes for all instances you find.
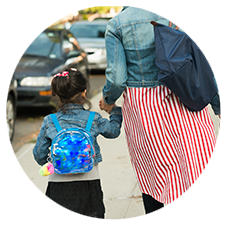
[8,2,223,221]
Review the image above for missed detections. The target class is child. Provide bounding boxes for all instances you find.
[33,68,122,218]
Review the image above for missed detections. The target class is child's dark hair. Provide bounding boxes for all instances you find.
[51,68,91,112]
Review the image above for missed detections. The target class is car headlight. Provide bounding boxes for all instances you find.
[20,76,53,87]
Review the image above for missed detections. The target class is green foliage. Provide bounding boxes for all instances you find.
[21,6,122,25]
[79,6,122,19]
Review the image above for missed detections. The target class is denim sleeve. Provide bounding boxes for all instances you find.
[96,106,123,138]
[102,18,128,105]
[33,117,51,166]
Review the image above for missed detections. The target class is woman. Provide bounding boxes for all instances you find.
[99,6,220,213]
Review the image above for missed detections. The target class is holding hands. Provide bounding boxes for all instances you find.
[99,96,115,114]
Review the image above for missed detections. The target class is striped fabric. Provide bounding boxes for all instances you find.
[122,86,216,204]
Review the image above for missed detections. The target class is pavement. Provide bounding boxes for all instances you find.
[14,91,220,219]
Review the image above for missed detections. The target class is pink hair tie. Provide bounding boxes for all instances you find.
[54,71,69,78]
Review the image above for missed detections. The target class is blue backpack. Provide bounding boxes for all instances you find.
[50,112,95,174]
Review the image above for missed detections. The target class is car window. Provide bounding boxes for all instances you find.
[62,32,80,55]
[25,31,62,59]
[70,24,107,38]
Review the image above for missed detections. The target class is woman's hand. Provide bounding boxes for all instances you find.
[99,96,115,114]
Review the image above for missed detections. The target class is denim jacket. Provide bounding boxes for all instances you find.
[103,6,220,115]
[33,103,122,166]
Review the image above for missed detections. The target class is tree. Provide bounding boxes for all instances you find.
[79,6,122,20]
[26,6,57,26]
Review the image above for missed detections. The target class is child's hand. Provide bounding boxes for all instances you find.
[99,97,115,114]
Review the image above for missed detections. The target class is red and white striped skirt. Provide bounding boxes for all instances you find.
[122,86,216,204]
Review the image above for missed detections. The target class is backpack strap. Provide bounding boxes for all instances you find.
[50,114,62,133]
[50,112,95,133]
[169,6,178,30]
[85,111,95,132]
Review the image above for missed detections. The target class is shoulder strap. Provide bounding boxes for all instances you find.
[85,111,95,132]
[50,114,62,133]
[50,112,95,133]
[169,6,178,30]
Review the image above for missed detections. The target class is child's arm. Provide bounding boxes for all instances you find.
[99,97,115,113]
[33,117,51,166]
[97,105,123,138]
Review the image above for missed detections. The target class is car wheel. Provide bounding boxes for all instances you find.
[6,95,15,141]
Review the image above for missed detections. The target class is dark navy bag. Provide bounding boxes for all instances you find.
[150,21,218,111]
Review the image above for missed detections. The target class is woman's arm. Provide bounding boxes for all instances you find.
[102,18,128,105]
[188,7,221,117]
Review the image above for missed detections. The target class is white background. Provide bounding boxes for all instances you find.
[0,0,227,225]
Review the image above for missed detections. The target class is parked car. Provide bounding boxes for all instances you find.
[93,17,111,21]
[70,21,108,70]
[7,77,17,141]
[14,27,89,108]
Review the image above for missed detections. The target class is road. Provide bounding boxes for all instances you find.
[11,73,106,152]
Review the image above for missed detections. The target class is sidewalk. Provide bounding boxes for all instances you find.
[15,92,145,219]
